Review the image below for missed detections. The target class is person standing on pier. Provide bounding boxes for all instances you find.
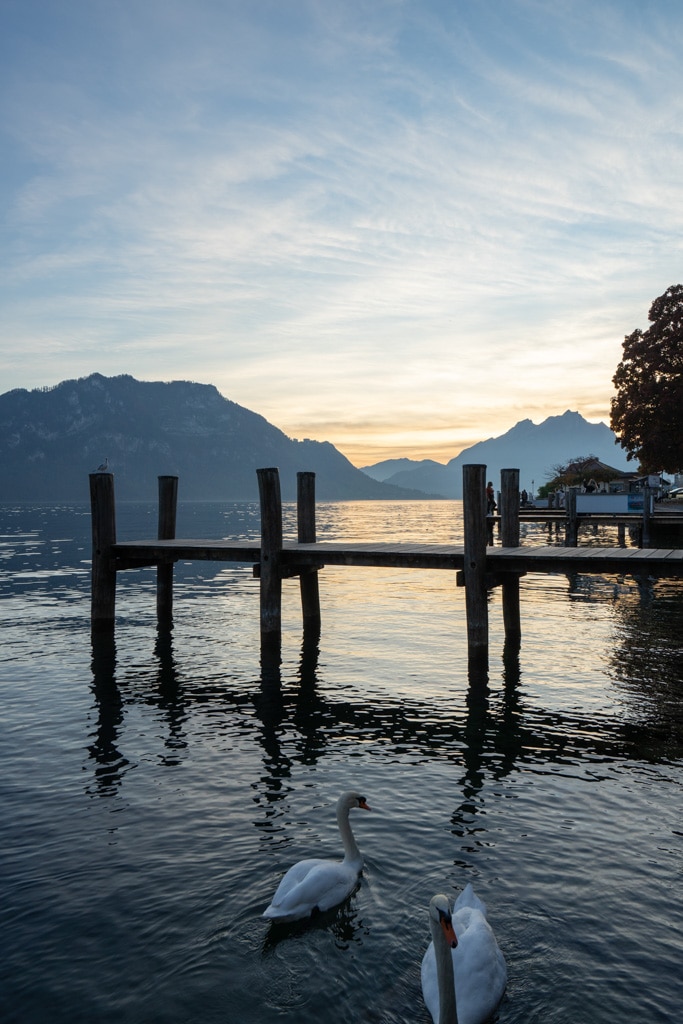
[486,481,497,545]
[486,481,497,514]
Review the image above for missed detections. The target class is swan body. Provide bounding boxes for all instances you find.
[262,790,371,923]
[421,886,507,1024]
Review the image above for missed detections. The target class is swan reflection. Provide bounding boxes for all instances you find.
[262,888,369,952]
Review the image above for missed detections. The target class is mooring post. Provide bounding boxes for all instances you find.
[642,484,652,548]
[565,486,579,546]
[462,464,488,676]
[500,468,521,649]
[257,467,283,639]
[297,471,321,630]
[500,469,520,547]
[157,475,178,625]
[90,472,117,627]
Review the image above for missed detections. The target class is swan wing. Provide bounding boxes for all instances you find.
[453,882,487,915]
[263,857,325,918]
[262,857,359,921]
[452,907,507,1024]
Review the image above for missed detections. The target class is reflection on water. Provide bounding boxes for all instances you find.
[88,629,128,796]
[1,501,682,1024]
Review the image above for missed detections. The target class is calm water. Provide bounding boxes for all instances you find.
[1,500,682,1024]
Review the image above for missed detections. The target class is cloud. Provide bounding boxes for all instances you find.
[2,0,683,463]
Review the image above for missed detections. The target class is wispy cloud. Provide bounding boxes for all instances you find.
[2,0,682,463]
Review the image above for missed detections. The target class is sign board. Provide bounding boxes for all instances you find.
[575,494,650,513]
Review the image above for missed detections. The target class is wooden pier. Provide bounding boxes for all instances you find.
[90,466,683,674]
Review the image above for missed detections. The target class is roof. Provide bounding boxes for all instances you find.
[561,456,631,479]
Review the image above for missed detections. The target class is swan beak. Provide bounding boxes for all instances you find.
[440,912,458,949]
[358,797,371,811]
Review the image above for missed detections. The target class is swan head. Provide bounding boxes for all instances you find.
[429,894,458,949]
[338,790,371,812]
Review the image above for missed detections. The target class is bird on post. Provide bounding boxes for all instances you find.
[95,458,109,472]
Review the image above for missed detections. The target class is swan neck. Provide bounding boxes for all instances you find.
[337,802,362,865]
[430,915,458,1024]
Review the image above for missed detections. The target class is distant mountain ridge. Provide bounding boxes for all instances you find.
[362,411,631,498]
[0,373,434,502]
[361,457,446,483]
[1,375,632,503]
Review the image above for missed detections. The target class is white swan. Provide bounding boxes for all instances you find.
[421,886,507,1024]
[262,790,371,923]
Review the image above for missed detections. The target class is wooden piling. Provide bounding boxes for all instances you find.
[90,472,117,627]
[297,471,321,629]
[500,469,520,548]
[565,487,579,546]
[642,485,652,548]
[257,467,283,639]
[462,464,488,675]
[157,475,178,624]
[500,469,521,650]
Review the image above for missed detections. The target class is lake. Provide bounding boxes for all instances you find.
[1,499,682,1023]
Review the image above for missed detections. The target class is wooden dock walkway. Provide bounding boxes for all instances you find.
[90,465,683,676]
[112,537,683,577]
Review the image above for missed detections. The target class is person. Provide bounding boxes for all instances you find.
[486,481,496,514]
[521,488,528,506]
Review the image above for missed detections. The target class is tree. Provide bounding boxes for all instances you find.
[610,284,683,473]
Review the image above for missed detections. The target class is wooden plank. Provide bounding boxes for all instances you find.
[114,539,260,558]
[110,538,683,576]
[487,546,683,576]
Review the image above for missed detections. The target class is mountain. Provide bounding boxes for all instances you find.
[362,411,632,498]
[0,373,435,502]
[357,457,446,483]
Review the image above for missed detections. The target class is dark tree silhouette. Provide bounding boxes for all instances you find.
[611,284,683,472]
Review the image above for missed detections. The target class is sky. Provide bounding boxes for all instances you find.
[2,0,683,467]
